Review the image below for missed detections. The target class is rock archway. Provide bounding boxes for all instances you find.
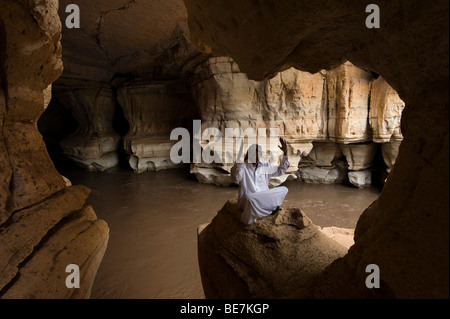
[185,0,449,298]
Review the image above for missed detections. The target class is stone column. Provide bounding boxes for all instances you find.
[327,61,373,144]
[369,76,405,173]
[54,79,121,171]
[327,62,377,187]
[0,0,108,299]
[117,80,195,173]
[297,142,348,184]
[189,57,327,186]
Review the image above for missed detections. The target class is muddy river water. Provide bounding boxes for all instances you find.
[58,165,380,299]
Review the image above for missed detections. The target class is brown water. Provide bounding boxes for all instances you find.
[59,165,380,299]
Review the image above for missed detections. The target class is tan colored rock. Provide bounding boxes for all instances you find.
[286,143,314,173]
[2,206,109,299]
[198,199,347,298]
[58,0,199,82]
[327,62,373,144]
[0,0,109,299]
[190,57,325,185]
[190,166,235,187]
[319,227,355,249]
[0,0,66,216]
[0,186,89,291]
[265,69,328,141]
[268,172,298,188]
[54,80,121,171]
[44,85,53,110]
[340,143,378,171]
[307,142,344,167]
[191,57,326,141]
[348,170,372,188]
[117,80,195,172]
[297,166,347,184]
[3,122,65,211]
[369,76,405,143]
[62,176,73,187]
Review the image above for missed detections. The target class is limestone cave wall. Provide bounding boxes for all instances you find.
[35,2,403,185]
[189,57,404,188]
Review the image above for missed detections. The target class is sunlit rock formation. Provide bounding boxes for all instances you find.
[189,57,404,188]
[369,76,405,173]
[327,62,373,144]
[189,56,327,186]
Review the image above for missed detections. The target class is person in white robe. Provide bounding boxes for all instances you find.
[231,139,290,225]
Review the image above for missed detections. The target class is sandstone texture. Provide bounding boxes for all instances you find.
[189,56,403,187]
[58,0,199,82]
[41,1,406,182]
[198,199,347,298]
[186,0,449,298]
[0,0,109,299]
[297,166,347,184]
[319,227,355,249]
[327,62,373,144]
[189,57,327,186]
[46,0,201,172]
[369,77,405,143]
[117,80,196,172]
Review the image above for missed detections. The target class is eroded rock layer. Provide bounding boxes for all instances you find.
[0,0,109,299]
[117,80,196,172]
[189,57,404,188]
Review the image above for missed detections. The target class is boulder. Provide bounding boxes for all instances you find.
[298,166,348,184]
[340,143,378,171]
[307,142,344,167]
[190,166,235,187]
[198,199,348,298]
[348,171,372,188]
[319,227,355,249]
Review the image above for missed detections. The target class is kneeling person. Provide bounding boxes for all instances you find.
[231,139,290,225]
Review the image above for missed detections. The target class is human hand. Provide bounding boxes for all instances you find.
[279,138,288,154]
